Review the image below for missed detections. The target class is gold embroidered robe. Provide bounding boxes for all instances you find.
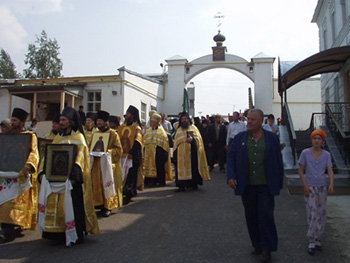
[90,128,123,209]
[84,127,97,147]
[0,131,39,230]
[173,125,210,181]
[144,126,173,180]
[40,131,99,234]
[119,123,144,190]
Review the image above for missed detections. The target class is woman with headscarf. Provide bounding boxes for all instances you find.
[298,129,334,256]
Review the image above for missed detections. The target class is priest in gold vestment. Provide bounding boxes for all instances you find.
[38,107,99,245]
[90,110,123,217]
[173,112,210,191]
[84,112,97,147]
[0,108,39,242]
[144,113,173,187]
[120,105,143,204]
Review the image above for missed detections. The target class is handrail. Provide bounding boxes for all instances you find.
[325,102,350,164]
[325,103,350,139]
[283,102,297,164]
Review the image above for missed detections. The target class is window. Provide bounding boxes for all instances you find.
[87,91,101,112]
[141,102,147,122]
[341,0,347,26]
[322,19,328,50]
[331,11,336,42]
[325,87,330,103]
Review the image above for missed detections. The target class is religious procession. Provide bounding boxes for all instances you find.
[0,105,212,246]
[0,104,340,263]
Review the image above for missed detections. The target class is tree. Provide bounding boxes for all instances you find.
[0,48,20,79]
[24,30,63,79]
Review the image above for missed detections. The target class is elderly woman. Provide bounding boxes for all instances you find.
[298,130,334,256]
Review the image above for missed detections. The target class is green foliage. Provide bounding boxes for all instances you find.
[0,48,20,79]
[24,30,63,79]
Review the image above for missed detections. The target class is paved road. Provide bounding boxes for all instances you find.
[0,169,345,263]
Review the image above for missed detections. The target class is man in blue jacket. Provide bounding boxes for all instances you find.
[227,109,284,263]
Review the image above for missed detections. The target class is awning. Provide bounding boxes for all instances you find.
[278,46,350,94]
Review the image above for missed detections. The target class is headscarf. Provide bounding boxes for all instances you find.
[311,129,326,142]
[61,107,85,136]
[1,118,11,129]
[12,108,29,123]
[127,105,141,126]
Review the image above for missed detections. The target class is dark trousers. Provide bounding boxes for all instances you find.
[241,185,278,252]
[209,142,225,169]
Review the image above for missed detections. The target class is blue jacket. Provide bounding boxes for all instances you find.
[227,130,284,196]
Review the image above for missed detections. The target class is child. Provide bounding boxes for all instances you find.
[298,130,334,255]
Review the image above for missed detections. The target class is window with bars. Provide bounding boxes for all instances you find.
[87,91,101,112]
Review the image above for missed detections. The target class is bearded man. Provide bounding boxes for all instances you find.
[173,112,210,191]
[90,110,123,217]
[0,108,39,242]
[38,107,99,246]
[144,113,173,187]
[119,105,143,204]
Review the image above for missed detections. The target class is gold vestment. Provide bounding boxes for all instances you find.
[173,125,210,181]
[0,131,39,230]
[40,131,99,234]
[90,128,123,209]
[144,126,173,180]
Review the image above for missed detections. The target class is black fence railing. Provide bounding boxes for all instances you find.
[325,103,350,164]
[282,103,297,165]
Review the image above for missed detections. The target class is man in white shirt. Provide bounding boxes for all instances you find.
[160,112,173,135]
[226,112,246,148]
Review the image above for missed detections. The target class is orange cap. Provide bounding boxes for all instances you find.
[311,129,326,142]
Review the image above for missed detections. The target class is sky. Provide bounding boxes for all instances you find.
[0,0,320,116]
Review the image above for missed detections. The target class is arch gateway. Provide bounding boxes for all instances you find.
[161,32,275,117]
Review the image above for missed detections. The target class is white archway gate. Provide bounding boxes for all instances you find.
[162,52,275,116]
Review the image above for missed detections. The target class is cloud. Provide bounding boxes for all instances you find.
[0,5,27,53]
[3,0,63,15]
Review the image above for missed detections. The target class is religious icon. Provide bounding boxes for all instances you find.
[90,132,110,153]
[118,126,137,158]
[44,144,77,182]
[0,134,31,172]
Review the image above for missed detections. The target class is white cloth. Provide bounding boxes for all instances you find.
[226,121,247,145]
[121,157,133,181]
[0,171,32,206]
[38,175,77,247]
[90,152,116,199]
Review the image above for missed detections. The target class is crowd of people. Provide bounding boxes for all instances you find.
[0,106,334,263]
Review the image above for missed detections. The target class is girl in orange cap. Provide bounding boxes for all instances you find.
[298,129,334,256]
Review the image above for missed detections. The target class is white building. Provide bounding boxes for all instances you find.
[312,0,350,108]
[0,67,163,137]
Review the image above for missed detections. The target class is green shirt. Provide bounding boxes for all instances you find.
[247,131,266,185]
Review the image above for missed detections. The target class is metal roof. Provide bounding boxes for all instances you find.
[278,46,350,93]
